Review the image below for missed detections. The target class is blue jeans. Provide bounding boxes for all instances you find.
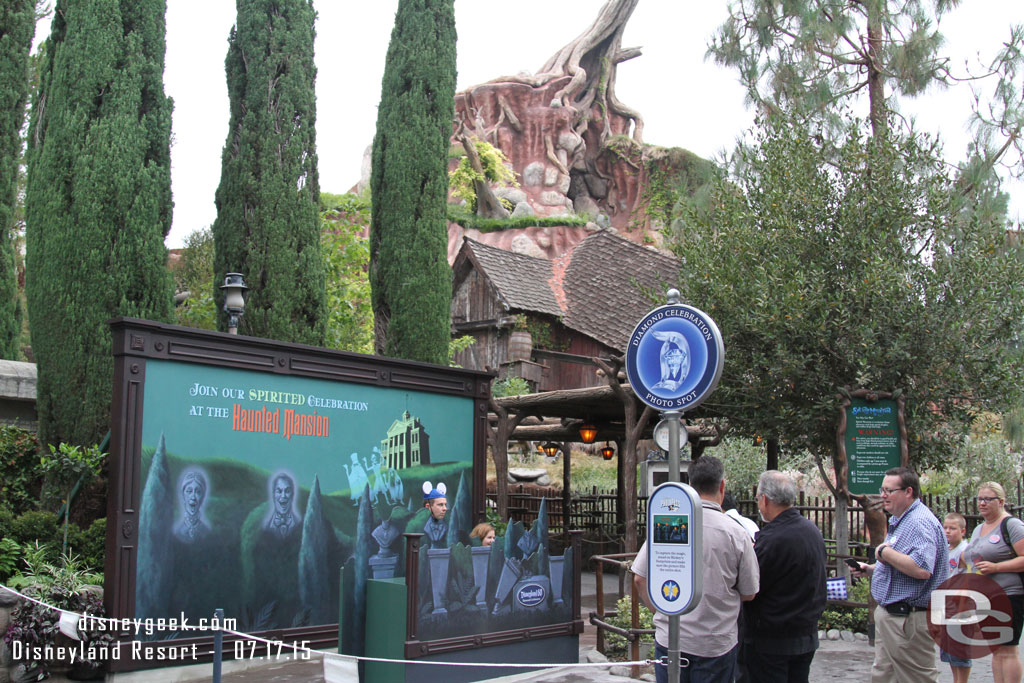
[654,641,738,683]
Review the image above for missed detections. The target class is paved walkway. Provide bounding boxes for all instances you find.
[83,570,1018,681]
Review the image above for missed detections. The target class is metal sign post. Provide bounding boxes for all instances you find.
[627,289,724,683]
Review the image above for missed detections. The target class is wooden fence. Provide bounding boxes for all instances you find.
[486,482,1024,559]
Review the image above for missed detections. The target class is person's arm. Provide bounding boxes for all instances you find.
[875,541,931,580]
[632,572,656,612]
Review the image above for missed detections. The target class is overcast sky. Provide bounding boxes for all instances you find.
[35,2,1024,248]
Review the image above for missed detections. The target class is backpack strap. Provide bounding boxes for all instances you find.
[999,516,1024,588]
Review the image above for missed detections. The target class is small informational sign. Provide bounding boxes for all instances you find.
[646,482,703,615]
[844,397,904,495]
[653,416,688,451]
[625,303,724,412]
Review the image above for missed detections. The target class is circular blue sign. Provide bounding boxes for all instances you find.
[625,304,724,412]
[661,580,681,602]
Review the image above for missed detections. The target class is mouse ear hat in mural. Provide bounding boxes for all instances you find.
[422,481,447,500]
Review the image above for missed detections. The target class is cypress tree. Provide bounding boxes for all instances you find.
[298,476,332,625]
[26,0,174,446]
[212,0,325,344]
[0,0,35,359]
[370,0,456,365]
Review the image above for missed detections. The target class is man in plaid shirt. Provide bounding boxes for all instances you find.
[858,467,948,682]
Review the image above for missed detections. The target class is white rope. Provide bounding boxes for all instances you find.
[0,584,654,670]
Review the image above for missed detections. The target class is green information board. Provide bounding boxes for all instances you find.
[845,398,902,495]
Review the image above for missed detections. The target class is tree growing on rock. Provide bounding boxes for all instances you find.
[0,0,35,360]
[26,0,174,447]
[213,0,325,344]
[370,0,456,365]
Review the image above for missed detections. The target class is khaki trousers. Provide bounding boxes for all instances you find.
[871,606,939,683]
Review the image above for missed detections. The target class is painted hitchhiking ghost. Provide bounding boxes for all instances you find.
[263,471,301,538]
[366,448,386,500]
[174,468,212,542]
[650,331,690,392]
[384,469,405,506]
[342,453,368,504]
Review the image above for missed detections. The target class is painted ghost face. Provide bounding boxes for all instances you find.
[273,476,294,515]
[182,480,205,516]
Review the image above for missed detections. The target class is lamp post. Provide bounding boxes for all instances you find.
[220,273,248,335]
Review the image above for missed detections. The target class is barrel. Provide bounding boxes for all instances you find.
[507,330,533,361]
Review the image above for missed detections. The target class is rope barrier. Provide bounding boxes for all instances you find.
[0,584,657,670]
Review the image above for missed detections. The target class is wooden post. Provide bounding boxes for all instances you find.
[486,375,530,518]
[562,443,571,545]
[594,356,654,554]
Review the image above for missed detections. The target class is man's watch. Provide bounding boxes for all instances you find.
[878,546,886,562]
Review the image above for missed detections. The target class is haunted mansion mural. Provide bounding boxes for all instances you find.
[107,320,489,672]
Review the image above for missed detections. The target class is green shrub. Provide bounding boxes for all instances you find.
[0,425,42,515]
[4,550,110,677]
[603,594,654,661]
[65,518,105,570]
[0,537,20,582]
[9,510,58,547]
[493,377,530,397]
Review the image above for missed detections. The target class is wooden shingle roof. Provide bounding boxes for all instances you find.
[562,232,680,350]
[454,232,680,352]
[456,239,563,317]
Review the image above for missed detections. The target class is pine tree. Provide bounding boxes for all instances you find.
[26,0,174,446]
[370,0,456,365]
[0,0,35,359]
[709,0,962,137]
[212,0,325,344]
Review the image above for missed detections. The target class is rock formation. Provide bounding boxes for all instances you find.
[447,0,712,261]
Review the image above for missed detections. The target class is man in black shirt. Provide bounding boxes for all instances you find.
[745,471,827,683]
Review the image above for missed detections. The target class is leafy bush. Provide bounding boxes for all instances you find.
[603,594,654,660]
[173,227,217,330]
[720,437,817,495]
[922,434,1023,498]
[3,551,111,678]
[5,511,105,570]
[449,140,518,213]
[65,518,106,571]
[485,507,508,537]
[0,537,20,583]
[8,510,59,547]
[0,425,42,515]
[493,377,530,397]
[321,194,374,354]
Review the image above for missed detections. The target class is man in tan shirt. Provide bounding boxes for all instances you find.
[633,455,760,683]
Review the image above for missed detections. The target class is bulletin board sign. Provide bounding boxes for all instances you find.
[104,318,492,671]
[836,389,908,496]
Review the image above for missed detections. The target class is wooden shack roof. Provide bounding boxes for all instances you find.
[453,231,681,353]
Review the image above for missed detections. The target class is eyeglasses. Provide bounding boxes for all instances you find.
[880,486,909,495]
[977,496,1002,503]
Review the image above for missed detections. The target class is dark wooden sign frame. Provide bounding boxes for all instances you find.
[104,318,492,671]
